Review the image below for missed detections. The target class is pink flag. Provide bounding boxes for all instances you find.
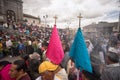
[46,25,64,64]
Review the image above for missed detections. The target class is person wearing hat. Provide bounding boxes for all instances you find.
[38,61,68,80]
[101,51,120,80]
[29,52,40,60]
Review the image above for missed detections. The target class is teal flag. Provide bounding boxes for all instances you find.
[69,28,92,73]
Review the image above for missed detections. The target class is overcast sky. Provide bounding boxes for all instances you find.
[23,0,120,28]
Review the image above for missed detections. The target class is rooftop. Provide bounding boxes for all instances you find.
[23,14,40,20]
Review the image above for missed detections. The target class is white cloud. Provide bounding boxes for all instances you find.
[23,0,119,28]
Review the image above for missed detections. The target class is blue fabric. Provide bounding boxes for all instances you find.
[69,28,92,73]
[26,30,30,35]
[18,44,25,50]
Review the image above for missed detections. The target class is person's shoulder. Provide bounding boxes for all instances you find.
[20,73,31,80]
[54,75,62,80]
[103,64,120,73]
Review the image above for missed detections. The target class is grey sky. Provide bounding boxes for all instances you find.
[23,0,119,28]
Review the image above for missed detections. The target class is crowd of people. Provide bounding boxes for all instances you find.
[0,21,120,80]
[0,22,71,58]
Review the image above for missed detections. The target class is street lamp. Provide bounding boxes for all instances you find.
[43,15,48,26]
[43,15,48,37]
[67,21,71,41]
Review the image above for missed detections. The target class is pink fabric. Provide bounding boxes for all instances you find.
[46,25,64,64]
[0,64,15,80]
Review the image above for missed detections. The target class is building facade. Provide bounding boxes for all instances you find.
[0,0,23,23]
[23,14,40,26]
[83,22,119,38]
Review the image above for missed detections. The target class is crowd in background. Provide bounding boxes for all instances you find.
[0,22,72,58]
[0,21,120,80]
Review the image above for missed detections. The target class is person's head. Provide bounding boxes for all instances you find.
[20,54,29,61]
[0,61,11,70]
[62,41,66,51]
[29,52,40,60]
[86,41,90,48]
[113,31,118,36]
[82,70,99,80]
[6,37,9,41]
[38,61,58,80]
[116,41,120,48]
[62,41,70,53]
[9,60,28,78]
[106,52,119,64]
[29,59,40,72]
[42,41,48,50]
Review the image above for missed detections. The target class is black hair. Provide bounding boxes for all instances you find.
[20,54,29,61]
[82,70,100,80]
[28,59,40,73]
[0,61,11,67]
[42,41,48,47]
[107,52,119,63]
[13,60,28,72]
[117,33,120,40]
[64,44,70,52]
[28,59,40,80]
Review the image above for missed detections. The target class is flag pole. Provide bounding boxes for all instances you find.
[77,13,83,80]
[77,69,80,80]
[77,13,83,28]
[53,15,58,26]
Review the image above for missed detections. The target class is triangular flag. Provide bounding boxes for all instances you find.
[46,25,64,64]
[69,28,92,73]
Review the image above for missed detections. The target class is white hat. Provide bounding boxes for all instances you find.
[29,52,40,60]
[108,47,118,53]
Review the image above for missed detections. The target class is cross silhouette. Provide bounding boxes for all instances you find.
[53,15,58,25]
[77,13,83,28]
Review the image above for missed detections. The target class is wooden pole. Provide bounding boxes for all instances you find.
[53,15,58,25]
[77,13,83,28]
